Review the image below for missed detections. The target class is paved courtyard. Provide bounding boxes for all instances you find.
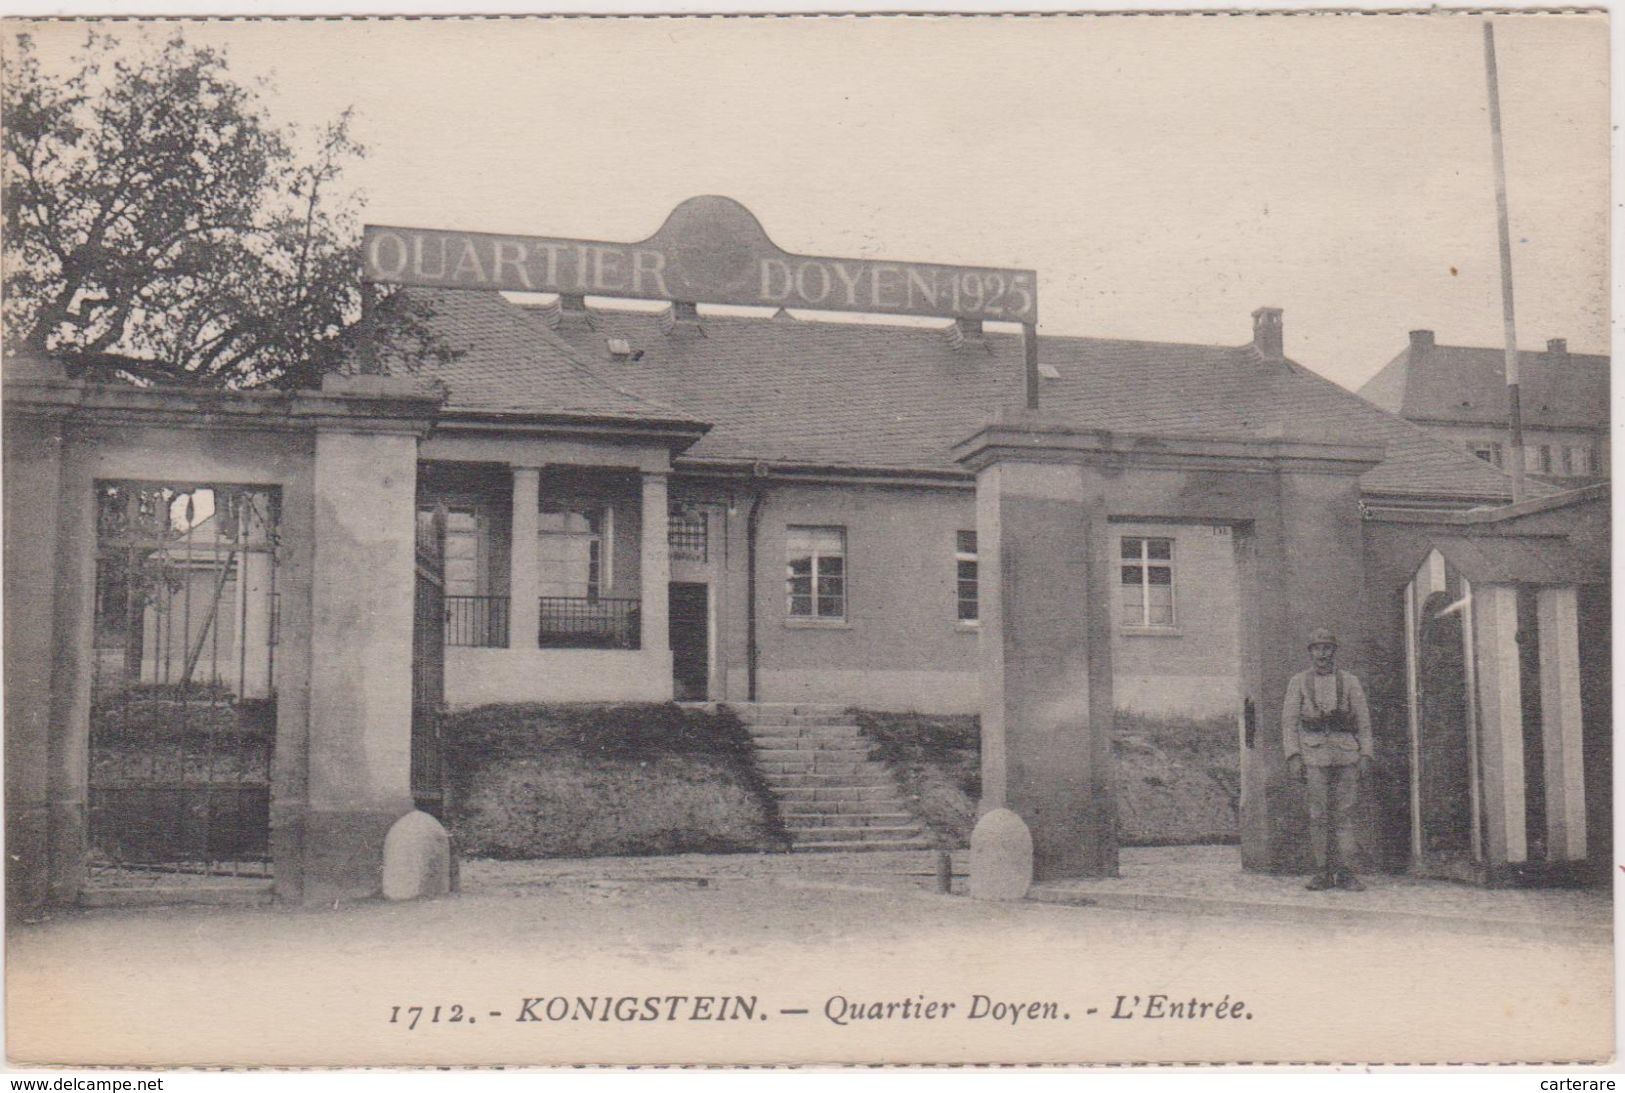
[8,847,1614,1068]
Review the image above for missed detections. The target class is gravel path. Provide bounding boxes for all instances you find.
[9,847,1611,1067]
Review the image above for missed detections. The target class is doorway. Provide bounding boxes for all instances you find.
[1108,521,1244,870]
[669,582,710,701]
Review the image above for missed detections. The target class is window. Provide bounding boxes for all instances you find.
[1469,442,1503,468]
[538,503,609,599]
[955,530,979,622]
[668,502,708,563]
[787,526,845,620]
[1120,536,1175,628]
[1524,444,1552,475]
[1564,446,1595,477]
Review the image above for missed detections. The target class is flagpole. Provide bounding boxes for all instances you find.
[1483,20,1527,503]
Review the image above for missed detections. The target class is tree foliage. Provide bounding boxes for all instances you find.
[3,30,451,388]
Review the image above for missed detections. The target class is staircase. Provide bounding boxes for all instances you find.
[733,703,935,852]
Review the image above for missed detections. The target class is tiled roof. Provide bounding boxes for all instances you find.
[385,289,703,427]
[406,291,1529,502]
[1359,340,1608,429]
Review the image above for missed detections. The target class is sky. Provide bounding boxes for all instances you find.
[11,12,1610,391]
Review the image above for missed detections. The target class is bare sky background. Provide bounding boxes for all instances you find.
[13,13,1610,390]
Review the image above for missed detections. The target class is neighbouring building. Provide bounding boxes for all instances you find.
[1359,330,1609,484]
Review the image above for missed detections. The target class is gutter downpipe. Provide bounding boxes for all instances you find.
[745,470,769,702]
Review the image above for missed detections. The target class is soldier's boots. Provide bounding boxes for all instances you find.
[1304,873,1335,891]
[1336,871,1366,892]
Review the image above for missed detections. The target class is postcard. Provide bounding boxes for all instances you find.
[2,9,1612,1068]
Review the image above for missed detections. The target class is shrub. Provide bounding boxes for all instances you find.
[444,703,789,859]
[855,709,1240,848]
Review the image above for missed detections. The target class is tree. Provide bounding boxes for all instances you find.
[3,29,451,388]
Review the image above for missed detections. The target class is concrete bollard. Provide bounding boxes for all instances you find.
[381,810,452,901]
[967,807,1033,901]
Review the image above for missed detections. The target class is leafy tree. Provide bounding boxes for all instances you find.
[3,29,451,388]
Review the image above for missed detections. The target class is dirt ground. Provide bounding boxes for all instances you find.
[7,851,1614,1069]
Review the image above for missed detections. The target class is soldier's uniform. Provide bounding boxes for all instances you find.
[1282,628,1373,890]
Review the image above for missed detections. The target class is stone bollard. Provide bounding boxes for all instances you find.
[381,810,453,901]
[967,807,1033,901]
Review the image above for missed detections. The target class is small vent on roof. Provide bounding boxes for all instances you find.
[660,301,706,338]
[944,317,989,352]
[772,307,798,321]
[543,293,598,331]
[1038,362,1061,381]
[606,337,643,362]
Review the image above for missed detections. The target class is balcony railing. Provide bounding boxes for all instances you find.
[538,596,641,650]
[445,595,510,648]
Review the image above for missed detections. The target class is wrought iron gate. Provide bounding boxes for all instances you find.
[89,482,280,881]
[411,505,448,816]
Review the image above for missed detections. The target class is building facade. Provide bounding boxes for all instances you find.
[1359,330,1609,484]
[404,289,1534,719]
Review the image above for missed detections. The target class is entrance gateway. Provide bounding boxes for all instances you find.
[367,197,1363,881]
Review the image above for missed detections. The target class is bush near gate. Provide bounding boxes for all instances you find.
[855,709,1240,848]
[443,703,790,858]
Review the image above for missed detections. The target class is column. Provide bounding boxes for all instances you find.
[1537,586,1587,861]
[1471,583,1527,865]
[303,429,420,902]
[1250,467,1372,874]
[509,467,541,650]
[640,472,671,661]
[976,459,1115,880]
[5,416,63,911]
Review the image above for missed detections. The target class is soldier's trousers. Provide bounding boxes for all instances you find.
[1305,762,1359,873]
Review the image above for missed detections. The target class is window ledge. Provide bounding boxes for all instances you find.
[785,617,852,630]
[1119,626,1183,639]
[955,620,981,633]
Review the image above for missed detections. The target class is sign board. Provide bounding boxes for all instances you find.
[363,196,1037,325]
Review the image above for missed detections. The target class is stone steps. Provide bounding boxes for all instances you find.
[730,703,934,852]
[792,837,939,853]
[780,810,918,828]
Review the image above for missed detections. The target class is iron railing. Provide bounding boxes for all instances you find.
[538,596,641,650]
[445,595,510,648]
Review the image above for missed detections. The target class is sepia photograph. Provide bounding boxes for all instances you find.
[0,8,1613,1069]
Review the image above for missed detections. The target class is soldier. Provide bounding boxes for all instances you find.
[1283,627,1374,891]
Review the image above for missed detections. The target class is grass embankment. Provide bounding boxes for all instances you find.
[851,711,980,850]
[855,709,1240,849]
[444,703,790,858]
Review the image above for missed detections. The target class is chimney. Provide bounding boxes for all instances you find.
[1251,307,1283,359]
[1546,337,1568,357]
[1409,329,1435,365]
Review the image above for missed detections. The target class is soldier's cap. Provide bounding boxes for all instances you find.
[1307,627,1338,649]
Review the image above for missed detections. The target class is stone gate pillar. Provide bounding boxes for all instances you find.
[294,375,443,903]
[971,455,1116,880]
[956,412,1380,882]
